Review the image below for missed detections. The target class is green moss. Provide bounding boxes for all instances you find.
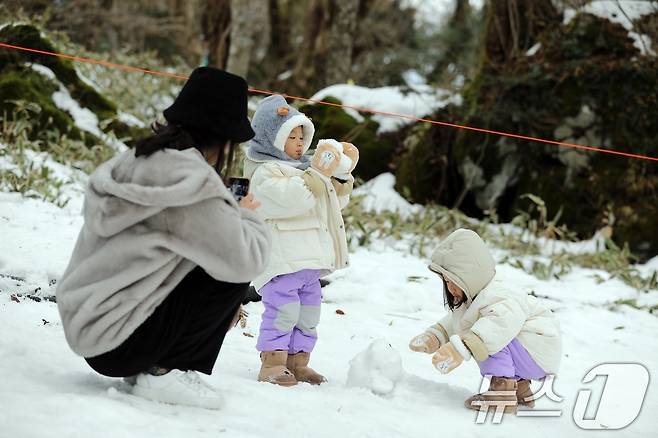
[393,123,436,203]
[104,119,151,147]
[0,69,83,140]
[0,24,117,119]
[548,13,638,60]
[0,24,142,146]
[299,96,398,181]
[396,12,658,257]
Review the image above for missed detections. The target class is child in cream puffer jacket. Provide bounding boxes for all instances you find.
[409,229,562,413]
[244,94,358,386]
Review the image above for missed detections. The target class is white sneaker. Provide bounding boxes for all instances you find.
[131,370,223,409]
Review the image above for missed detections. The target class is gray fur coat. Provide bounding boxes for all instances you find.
[56,148,271,357]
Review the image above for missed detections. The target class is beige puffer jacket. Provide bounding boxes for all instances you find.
[247,159,352,290]
[427,229,562,374]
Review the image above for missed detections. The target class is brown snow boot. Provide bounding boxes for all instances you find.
[516,379,535,408]
[258,351,298,386]
[287,352,327,385]
[465,377,518,414]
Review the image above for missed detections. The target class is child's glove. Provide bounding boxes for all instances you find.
[301,170,326,198]
[332,142,359,179]
[409,332,441,354]
[340,142,359,172]
[432,335,472,374]
[311,141,341,177]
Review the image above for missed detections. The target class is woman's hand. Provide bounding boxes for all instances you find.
[239,192,261,211]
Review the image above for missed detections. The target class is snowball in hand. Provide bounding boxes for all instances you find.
[347,339,404,395]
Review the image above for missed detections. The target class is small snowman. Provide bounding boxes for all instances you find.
[347,339,404,396]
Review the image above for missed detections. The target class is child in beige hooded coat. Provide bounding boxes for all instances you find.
[409,229,562,413]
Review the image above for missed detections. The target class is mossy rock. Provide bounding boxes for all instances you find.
[0,24,145,145]
[299,96,399,181]
[397,13,658,257]
[0,68,84,141]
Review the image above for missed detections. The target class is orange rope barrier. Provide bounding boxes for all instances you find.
[1,41,656,162]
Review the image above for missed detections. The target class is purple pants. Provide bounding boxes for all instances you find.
[256,269,322,353]
[478,338,546,380]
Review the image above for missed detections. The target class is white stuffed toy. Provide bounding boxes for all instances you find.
[311,139,359,179]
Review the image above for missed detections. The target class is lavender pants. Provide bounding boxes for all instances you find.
[256,269,322,353]
[478,338,546,380]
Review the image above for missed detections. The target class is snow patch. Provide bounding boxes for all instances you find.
[52,89,103,137]
[277,70,293,81]
[565,105,596,129]
[27,63,56,80]
[29,63,127,151]
[401,0,456,30]
[310,84,461,134]
[637,255,658,278]
[118,111,146,128]
[476,155,520,209]
[401,0,484,31]
[402,69,427,86]
[76,69,103,93]
[526,42,542,56]
[353,173,422,218]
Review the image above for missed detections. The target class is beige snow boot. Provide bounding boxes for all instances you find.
[258,351,298,386]
[516,379,535,408]
[287,352,327,385]
[464,376,518,414]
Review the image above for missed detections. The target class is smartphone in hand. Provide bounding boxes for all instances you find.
[228,177,250,202]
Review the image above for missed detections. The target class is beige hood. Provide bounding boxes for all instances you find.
[428,228,496,302]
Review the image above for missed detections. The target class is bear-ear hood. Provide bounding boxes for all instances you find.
[246,94,315,165]
[428,229,496,303]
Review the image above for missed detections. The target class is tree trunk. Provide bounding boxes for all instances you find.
[226,0,266,78]
[251,0,271,64]
[484,0,560,70]
[433,0,474,79]
[269,0,291,61]
[291,0,331,93]
[203,0,232,69]
[325,0,359,85]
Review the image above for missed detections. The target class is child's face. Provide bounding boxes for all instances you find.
[440,275,465,301]
[284,126,304,160]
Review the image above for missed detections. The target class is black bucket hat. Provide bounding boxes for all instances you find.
[163,67,255,143]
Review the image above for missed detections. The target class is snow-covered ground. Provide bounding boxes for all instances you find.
[1,173,657,437]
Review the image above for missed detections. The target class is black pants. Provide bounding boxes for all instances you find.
[85,266,248,377]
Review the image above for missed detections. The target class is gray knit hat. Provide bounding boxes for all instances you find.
[246,95,315,167]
